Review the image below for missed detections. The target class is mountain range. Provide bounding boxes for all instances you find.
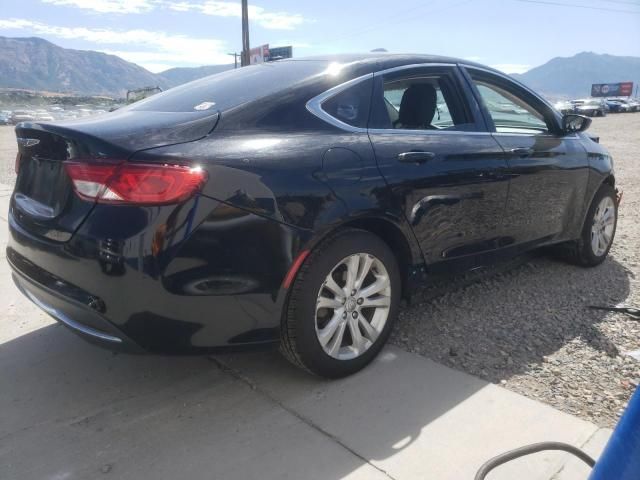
[514,52,640,98]
[0,36,638,99]
[0,36,234,97]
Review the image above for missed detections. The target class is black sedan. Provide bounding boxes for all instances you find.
[7,54,618,378]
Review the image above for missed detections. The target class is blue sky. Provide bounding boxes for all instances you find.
[1,0,639,73]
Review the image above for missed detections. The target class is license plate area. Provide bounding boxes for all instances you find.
[16,156,72,216]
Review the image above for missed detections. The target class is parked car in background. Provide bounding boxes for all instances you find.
[9,110,36,124]
[553,100,573,115]
[0,113,10,125]
[34,112,55,122]
[7,54,618,378]
[572,98,607,117]
[609,98,640,113]
[606,98,629,113]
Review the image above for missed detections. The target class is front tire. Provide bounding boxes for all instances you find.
[557,184,617,267]
[280,229,401,378]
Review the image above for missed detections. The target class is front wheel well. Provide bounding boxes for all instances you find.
[602,174,615,188]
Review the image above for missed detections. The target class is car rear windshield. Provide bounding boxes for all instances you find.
[127,61,329,114]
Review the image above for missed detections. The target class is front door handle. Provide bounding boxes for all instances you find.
[510,147,534,157]
[397,151,436,164]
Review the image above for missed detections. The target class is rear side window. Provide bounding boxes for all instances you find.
[127,61,328,113]
[320,77,373,128]
[369,70,475,131]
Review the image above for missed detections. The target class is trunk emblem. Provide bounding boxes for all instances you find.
[17,137,40,148]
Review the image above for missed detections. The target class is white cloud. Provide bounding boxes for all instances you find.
[41,0,155,14]
[490,63,531,74]
[39,0,307,30]
[0,18,229,68]
[166,1,306,30]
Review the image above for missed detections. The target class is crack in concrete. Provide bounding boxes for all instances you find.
[209,356,398,480]
[549,427,601,480]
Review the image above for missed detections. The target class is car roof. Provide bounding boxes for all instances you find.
[283,53,494,74]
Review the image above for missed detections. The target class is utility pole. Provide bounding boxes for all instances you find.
[241,0,250,67]
[227,52,240,69]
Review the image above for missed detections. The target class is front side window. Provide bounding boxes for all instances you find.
[370,71,475,131]
[469,72,551,134]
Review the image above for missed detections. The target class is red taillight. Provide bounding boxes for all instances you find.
[64,161,207,205]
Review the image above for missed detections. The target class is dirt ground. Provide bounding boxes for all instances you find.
[390,113,640,427]
[0,126,16,185]
[0,113,638,427]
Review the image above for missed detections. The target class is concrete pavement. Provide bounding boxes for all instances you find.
[0,184,611,480]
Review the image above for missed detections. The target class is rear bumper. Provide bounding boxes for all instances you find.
[6,196,311,354]
[11,267,143,353]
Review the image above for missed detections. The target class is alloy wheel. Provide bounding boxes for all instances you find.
[591,196,616,256]
[314,253,392,360]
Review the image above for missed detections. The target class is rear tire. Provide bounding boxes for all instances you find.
[555,184,617,267]
[280,229,401,378]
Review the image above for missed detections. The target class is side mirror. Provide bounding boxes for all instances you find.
[562,114,591,134]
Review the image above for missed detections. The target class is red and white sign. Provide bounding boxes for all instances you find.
[249,44,270,64]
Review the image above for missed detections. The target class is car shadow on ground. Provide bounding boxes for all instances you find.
[0,252,630,479]
[1,316,495,479]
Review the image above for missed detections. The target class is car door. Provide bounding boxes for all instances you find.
[367,65,510,271]
[463,67,591,246]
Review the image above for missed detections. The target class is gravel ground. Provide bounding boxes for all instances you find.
[391,114,640,428]
[1,114,639,427]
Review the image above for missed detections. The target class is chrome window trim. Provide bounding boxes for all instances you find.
[306,63,458,134]
[372,62,457,77]
[462,64,566,134]
[305,62,568,137]
[367,128,492,136]
[305,73,372,134]
[462,65,558,112]
[492,132,580,140]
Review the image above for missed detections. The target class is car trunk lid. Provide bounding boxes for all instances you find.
[12,110,218,242]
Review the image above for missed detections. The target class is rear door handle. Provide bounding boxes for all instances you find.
[397,151,436,164]
[510,147,534,157]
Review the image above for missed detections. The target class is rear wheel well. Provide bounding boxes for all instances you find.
[342,218,414,298]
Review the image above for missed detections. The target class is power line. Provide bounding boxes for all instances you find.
[332,0,639,46]
[330,0,474,43]
[512,0,640,14]
[327,2,443,43]
[598,0,640,6]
